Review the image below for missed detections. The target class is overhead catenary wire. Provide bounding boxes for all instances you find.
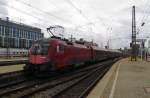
[16,0,100,29]
[0,12,51,36]
[0,1,51,23]
[64,0,89,22]
[0,0,94,38]
[8,0,105,35]
[14,0,73,24]
[136,0,150,34]
[136,0,149,26]
[141,7,150,24]
[64,0,98,30]
[0,0,77,30]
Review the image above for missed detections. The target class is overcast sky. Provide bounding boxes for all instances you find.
[0,0,150,49]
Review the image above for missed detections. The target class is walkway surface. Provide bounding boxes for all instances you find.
[0,57,28,61]
[87,58,150,98]
[0,64,25,74]
[0,57,27,74]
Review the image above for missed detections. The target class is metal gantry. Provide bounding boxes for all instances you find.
[131,6,137,61]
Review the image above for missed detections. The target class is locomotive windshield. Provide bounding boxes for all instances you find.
[31,39,50,55]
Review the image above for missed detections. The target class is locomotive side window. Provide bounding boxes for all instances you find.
[56,44,64,53]
[56,45,60,53]
[31,39,50,55]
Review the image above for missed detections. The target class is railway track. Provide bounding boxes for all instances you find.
[0,60,100,90]
[0,71,27,88]
[55,63,111,98]
[31,60,114,98]
[0,71,23,79]
[0,58,118,98]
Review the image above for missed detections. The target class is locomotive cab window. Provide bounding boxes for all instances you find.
[56,44,64,53]
[41,43,50,55]
[31,39,50,55]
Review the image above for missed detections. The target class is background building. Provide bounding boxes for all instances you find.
[0,17,44,56]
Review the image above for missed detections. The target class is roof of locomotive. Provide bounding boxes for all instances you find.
[49,37,90,49]
[39,37,121,53]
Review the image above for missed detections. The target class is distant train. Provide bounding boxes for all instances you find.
[0,48,28,57]
[24,36,122,75]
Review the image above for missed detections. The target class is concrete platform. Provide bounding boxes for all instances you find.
[0,64,25,74]
[0,57,27,74]
[0,57,28,61]
[87,58,150,98]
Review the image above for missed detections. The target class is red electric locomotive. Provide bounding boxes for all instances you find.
[24,26,121,75]
[24,37,93,74]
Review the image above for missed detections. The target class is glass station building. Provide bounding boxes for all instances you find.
[0,18,43,49]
